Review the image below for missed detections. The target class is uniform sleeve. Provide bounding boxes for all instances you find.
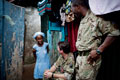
[98,20,120,36]
[53,55,63,68]
[64,57,75,80]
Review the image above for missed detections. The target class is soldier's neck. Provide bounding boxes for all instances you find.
[62,53,68,60]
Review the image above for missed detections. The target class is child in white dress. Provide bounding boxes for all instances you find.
[33,32,51,80]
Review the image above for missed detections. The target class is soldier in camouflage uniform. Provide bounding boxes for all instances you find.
[44,41,75,80]
[71,0,120,80]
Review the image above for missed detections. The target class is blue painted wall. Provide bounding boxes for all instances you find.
[0,0,3,43]
[1,1,25,80]
[0,0,4,79]
[47,21,65,65]
[48,21,65,41]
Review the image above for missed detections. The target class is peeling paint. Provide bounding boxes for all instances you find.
[4,15,15,26]
[2,1,25,80]
[11,32,16,41]
[6,46,22,80]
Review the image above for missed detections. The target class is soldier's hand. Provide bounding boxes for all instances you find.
[44,72,52,78]
[87,50,100,65]
[90,50,99,58]
[87,55,94,65]
[44,69,50,74]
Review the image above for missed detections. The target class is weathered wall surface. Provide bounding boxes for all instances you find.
[0,1,3,78]
[0,43,1,79]
[1,1,25,80]
[24,7,41,64]
[49,31,61,65]
[47,22,65,65]
[0,0,3,43]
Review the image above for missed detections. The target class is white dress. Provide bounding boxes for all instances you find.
[33,42,51,79]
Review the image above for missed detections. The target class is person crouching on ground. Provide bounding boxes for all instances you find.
[44,41,75,80]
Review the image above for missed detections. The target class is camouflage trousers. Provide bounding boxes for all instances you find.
[75,53,101,80]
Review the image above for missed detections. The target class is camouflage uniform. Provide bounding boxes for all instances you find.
[75,10,120,80]
[53,53,75,80]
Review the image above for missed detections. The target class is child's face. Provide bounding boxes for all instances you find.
[36,35,43,45]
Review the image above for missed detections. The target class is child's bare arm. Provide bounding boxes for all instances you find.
[46,45,49,53]
[32,49,36,59]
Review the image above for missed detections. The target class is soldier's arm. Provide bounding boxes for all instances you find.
[89,36,117,59]
[49,65,56,72]
[52,73,67,80]
[88,21,120,64]
[44,65,56,76]
[98,36,117,52]
[44,71,67,79]
[44,56,62,74]
[99,22,120,52]
[97,21,120,54]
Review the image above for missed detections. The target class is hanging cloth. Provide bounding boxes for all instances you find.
[65,0,75,22]
[65,0,71,14]
[60,4,66,26]
[67,20,80,52]
[37,0,51,16]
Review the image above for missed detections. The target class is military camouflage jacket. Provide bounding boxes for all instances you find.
[76,10,120,51]
[53,53,75,80]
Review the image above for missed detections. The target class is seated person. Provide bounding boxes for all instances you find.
[44,41,75,80]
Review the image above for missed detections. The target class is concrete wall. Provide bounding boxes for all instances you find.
[24,7,41,64]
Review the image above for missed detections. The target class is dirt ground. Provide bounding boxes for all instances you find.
[22,63,35,80]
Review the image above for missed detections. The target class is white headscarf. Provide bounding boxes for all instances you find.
[89,0,120,15]
[33,32,45,39]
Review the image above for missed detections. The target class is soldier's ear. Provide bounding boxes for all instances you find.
[61,50,64,53]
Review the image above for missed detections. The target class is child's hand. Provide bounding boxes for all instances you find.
[32,49,36,53]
